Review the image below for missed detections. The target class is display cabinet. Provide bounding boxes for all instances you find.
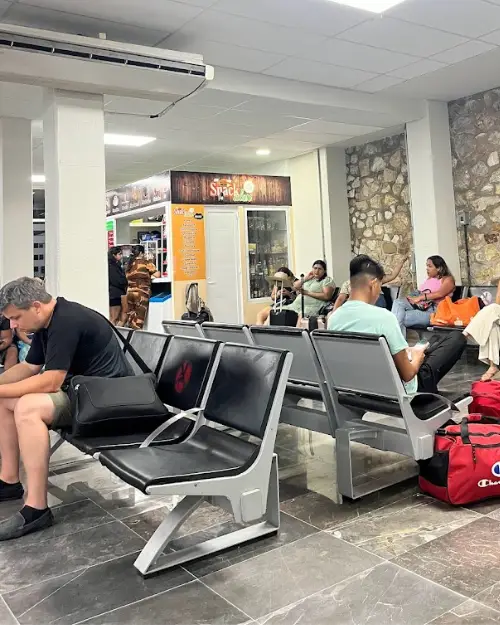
[246,208,290,300]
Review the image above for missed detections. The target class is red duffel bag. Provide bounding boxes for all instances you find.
[469,380,500,418]
[419,415,500,505]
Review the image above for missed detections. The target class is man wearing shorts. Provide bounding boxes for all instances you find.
[0,277,131,540]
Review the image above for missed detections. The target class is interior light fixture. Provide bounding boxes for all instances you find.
[104,134,156,147]
[328,0,407,13]
[256,148,271,156]
[32,174,45,184]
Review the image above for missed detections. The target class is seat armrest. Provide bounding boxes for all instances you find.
[140,408,203,448]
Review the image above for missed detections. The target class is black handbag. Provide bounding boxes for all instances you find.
[68,320,169,437]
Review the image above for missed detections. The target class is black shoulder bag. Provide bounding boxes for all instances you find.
[68,322,169,438]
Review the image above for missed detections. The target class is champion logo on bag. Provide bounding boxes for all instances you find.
[492,462,500,477]
[477,462,500,487]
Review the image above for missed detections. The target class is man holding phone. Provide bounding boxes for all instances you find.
[328,255,466,394]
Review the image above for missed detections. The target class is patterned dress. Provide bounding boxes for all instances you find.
[125,258,158,330]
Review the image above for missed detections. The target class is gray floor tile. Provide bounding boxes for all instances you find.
[394,517,500,597]
[257,562,463,625]
[473,580,500,614]
[81,579,251,625]
[202,531,382,620]
[277,459,339,501]
[281,479,418,530]
[0,597,17,625]
[428,600,500,624]
[3,552,193,625]
[49,462,125,498]
[330,494,479,559]
[179,511,318,578]
[0,499,115,553]
[84,485,173,521]
[0,520,144,594]
[123,501,233,541]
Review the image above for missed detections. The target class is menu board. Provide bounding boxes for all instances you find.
[106,219,115,248]
[171,204,206,282]
[106,172,171,216]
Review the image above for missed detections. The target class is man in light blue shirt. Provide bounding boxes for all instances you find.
[328,255,466,394]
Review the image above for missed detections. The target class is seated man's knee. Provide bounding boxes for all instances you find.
[14,394,51,426]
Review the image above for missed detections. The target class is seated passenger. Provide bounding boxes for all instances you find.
[281,260,335,325]
[464,281,500,381]
[256,267,296,326]
[0,277,132,540]
[0,315,16,371]
[328,255,466,394]
[391,255,455,337]
[333,254,408,313]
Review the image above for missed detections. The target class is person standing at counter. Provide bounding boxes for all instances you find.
[125,245,160,330]
[108,247,128,326]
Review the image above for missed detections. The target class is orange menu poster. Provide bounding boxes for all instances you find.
[171,204,206,282]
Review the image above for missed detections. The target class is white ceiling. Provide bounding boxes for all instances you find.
[3,0,500,185]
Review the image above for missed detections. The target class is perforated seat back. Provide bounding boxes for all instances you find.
[251,327,317,384]
[114,327,132,350]
[156,336,220,411]
[162,320,202,338]
[127,331,170,377]
[312,331,403,400]
[469,286,496,302]
[202,322,252,345]
[204,343,287,438]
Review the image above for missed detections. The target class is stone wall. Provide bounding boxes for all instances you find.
[450,89,500,285]
[346,133,413,288]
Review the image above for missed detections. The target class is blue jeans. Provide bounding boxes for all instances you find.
[391,298,433,337]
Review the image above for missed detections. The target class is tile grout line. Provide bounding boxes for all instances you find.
[0,595,19,625]
[197,577,256,623]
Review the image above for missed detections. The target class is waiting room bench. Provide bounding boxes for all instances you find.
[99,342,292,576]
[55,333,222,457]
[311,330,471,500]
[201,322,254,345]
[162,319,204,338]
[249,326,337,438]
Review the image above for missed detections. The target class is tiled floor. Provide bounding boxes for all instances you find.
[1,355,499,625]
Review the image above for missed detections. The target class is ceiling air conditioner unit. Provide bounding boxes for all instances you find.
[0,24,214,101]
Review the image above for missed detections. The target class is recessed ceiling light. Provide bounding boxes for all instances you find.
[256,149,271,156]
[327,0,407,13]
[104,134,156,147]
[32,174,45,184]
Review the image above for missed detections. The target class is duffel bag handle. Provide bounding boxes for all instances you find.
[460,417,471,445]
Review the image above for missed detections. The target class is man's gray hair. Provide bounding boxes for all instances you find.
[0,277,52,312]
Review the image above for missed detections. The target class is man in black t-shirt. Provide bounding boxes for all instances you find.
[0,277,131,540]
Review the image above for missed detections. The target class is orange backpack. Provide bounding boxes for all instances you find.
[430,296,480,328]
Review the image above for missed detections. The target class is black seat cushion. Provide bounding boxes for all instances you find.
[99,425,259,493]
[339,391,468,421]
[59,417,193,455]
[286,382,323,401]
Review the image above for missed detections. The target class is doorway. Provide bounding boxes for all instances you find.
[205,207,242,324]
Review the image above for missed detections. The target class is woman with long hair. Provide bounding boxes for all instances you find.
[125,245,160,330]
[108,246,128,325]
[391,255,455,337]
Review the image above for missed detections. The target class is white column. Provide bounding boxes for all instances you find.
[0,118,33,285]
[43,90,107,314]
[407,101,460,285]
[318,146,352,285]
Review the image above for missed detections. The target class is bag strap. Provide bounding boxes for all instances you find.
[99,313,152,375]
[460,417,471,445]
[300,274,305,319]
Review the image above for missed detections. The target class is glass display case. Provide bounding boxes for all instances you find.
[246,209,290,300]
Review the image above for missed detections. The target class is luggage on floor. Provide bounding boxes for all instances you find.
[270,309,298,326]
[296,275,326,331]
[469,380,500,418]
[419,415,500,505]
[430,296,480,327]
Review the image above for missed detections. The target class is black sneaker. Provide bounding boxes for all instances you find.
[0,481,24,502]
[0,509,53,541]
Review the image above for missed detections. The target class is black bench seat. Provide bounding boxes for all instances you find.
[100,426,259,492]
